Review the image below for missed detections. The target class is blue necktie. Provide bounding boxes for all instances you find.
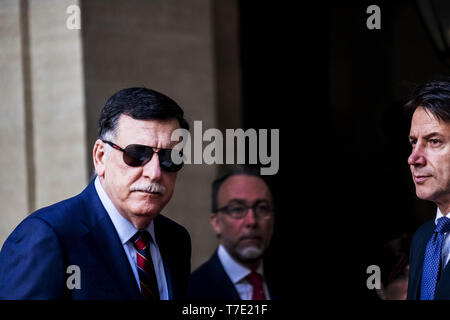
[420,216,450,300]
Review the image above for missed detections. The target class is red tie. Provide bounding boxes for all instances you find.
[132,231,160,300]
[246,271,267,300]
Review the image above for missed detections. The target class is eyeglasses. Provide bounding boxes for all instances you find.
[102,140,183,172]
[215,200,273,220]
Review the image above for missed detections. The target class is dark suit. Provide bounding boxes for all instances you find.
[187,250,277,300]
[0,180,191,300]
[407,219,450,299]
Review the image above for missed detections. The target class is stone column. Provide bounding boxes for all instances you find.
[0,0,87,245]
[28,0,87,209]
[0,0,28,245]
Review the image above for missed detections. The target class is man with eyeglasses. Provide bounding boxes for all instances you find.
[188,166,277,300]
[0,87,191,299]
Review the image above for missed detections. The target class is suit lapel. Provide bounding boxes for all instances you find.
[265,273,278,300]
[209,251,241,300]
[409,221,435,299]
[436,260,450,298]
[80,180,141,299]
[435,234,450,298]
[154,215,175,299]
[82,215,141,299]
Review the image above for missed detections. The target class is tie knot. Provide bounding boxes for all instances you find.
[132,230,151,251]
[246,271,263,287]
[435,217,450,234]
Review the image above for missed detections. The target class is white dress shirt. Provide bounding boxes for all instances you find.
[435,208,450,270]
[94,176,169,299]
[217,245,270,300]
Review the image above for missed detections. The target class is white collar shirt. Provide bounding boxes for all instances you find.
[217,244,270,300]
[94,176,169,299]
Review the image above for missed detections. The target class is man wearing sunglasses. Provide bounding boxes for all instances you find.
[0,87,191,300]
[187,166,278,300]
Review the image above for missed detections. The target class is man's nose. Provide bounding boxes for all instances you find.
[408,145,426,167]
[143,153,162,181]
[243,208,258,227]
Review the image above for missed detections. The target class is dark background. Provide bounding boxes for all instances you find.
[239,0,450,298]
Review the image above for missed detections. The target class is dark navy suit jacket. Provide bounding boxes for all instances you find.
[0,180,191,300]
[187,250,278,300]
[407,219,450,300]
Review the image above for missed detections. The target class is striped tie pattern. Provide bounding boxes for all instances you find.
[131,230,160,300]
[246,271,267,300]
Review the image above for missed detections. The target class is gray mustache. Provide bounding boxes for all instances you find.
[130,183,166,195]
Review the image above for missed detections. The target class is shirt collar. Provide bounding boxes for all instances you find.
[434,207,450,225]
[217,244,264,284]
[94,176,156,245]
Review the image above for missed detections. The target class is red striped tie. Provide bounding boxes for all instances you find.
[246,271,267,300]
[132,231,160,300]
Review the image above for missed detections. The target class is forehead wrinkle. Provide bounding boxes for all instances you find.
[227,198,270,204]
[411,109,445,136]
[115,116,179,149]
[410,131,444,140]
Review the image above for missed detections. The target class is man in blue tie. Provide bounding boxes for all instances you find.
[0,87,191,299]
[406,79,450,300]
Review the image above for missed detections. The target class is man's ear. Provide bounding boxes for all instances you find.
[210,213,222,236]
[93,139,106,178]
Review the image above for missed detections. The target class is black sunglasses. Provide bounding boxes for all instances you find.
[102,140,183,172]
